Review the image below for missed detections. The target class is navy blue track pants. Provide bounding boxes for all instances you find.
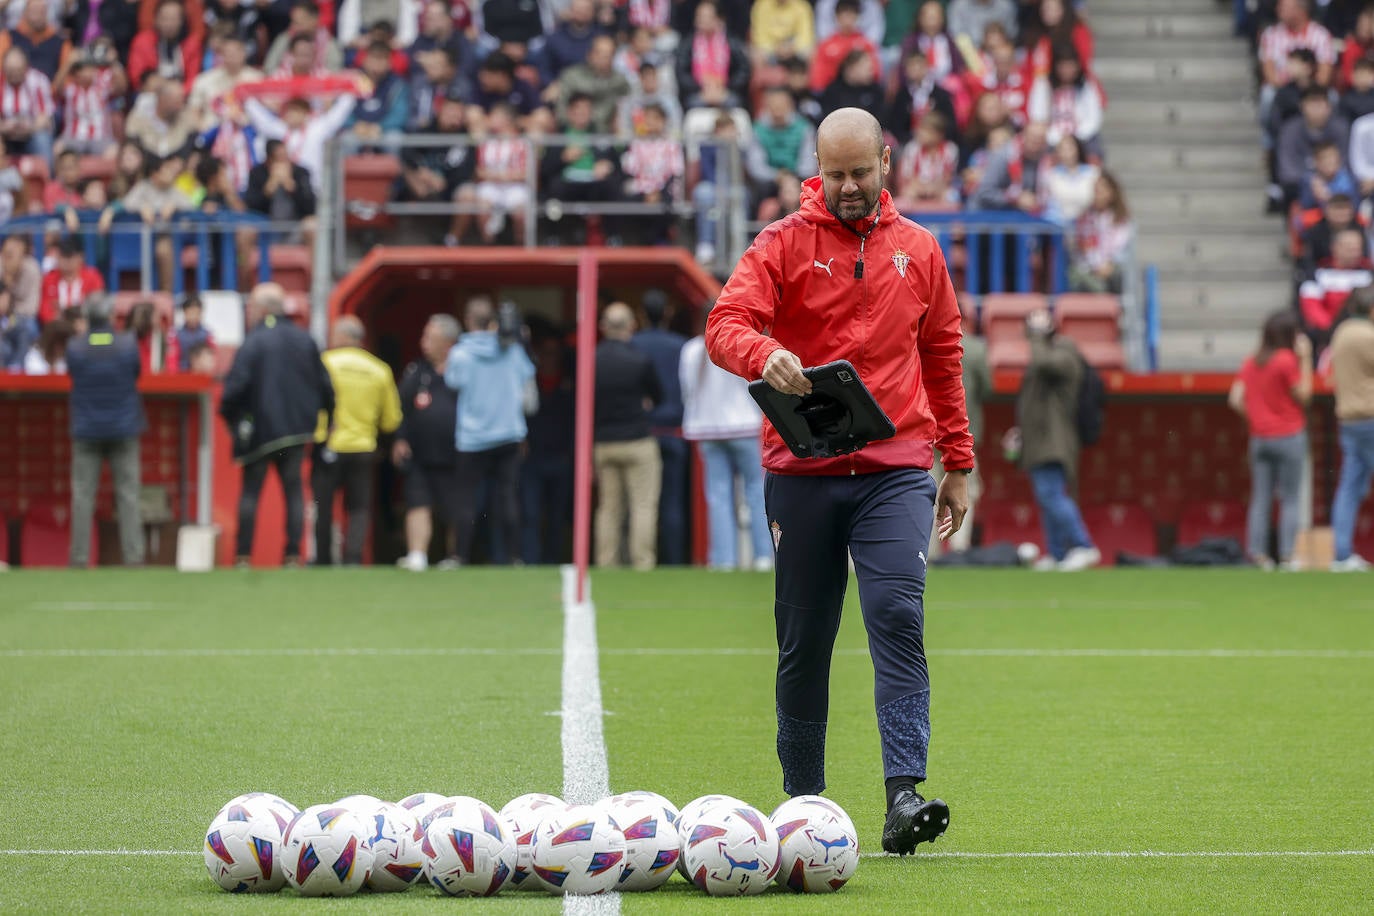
[765,468,936,796]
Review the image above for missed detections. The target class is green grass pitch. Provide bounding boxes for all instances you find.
[1,567,1372,913]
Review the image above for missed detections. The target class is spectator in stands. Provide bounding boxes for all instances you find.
[619,101,683,244]
[62,0,138,64]
[128,297,177,373]
[275,33,329,81]
[173,293,211,371]
[1266,46,1321,143]
[264,0,342,74]
[245,87,359,193]
[41,146,79,210]
[0,278,36,368]
[394,312,461,572]
[470,101,531,244]
[1344,102,1374,197]
[753,86,815,176]
[52,51,124,158]
[1258,0,1334,139]
[814,0,885,47]
[338,0,419,53]
[887,46,958,148]
[22,312,70,372]
[0,233,38,317]
[480,0,546,48]
[1343,57,1374,126]
[0,0,69,82]
[1327,283,1374,571]
[557,34,629,134]
[39,236,102,324]
[1070,169,1133,293]
[1338,3,1374,92]
[444,294,536,566]
[618,60,682,138]
[756,167,802,221]
[348,39,411,147]
[1298,226,1372,347]
[244,138,316,234]
[1016,307,1098,571]
[978,40,1031,128]
[408,47,467,132]
[197,94,260,197]
[676,0,750,110]
[221,282,334,568]
[750,0,815,67]
[631,289,687,565]
[471,51,542,126]
[593,300,662,569]
[540,0,601,86]
[396,92,474,245]
[66,292,143,566]
[1299,191,1357,272]
[809,0,878,94]
[127,0,202,91]
[107,139,146,200]
[969,118,1049,212]
[1022,0,1092,83]
[819,47,884,118]
[901,1,955,82]
[520,327,575,564]
[410,1,474,80]
[124,77,195,157]
[1300,139,1357,209]
[0,46,52,164]
[679,298,770,570]
[187,33,260,134]
[1042,134,1098,226]
[312,315,401,566]
[119,152,193,290]
[539,91,616,242]
[962,92,1013,164]
[1228,309,1312,570]
[948,0,1017,45]
[1026,43,1104,156]
[780,55,822,125]
[894,111,959,208]
[695,111,775,257]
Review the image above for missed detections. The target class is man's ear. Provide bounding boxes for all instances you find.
[881,145,891,176]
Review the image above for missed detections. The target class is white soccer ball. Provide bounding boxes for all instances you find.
[422,796,517,897]
[500,792,566,890]
[203,794,298,892]
[358,801,425,891]
[397,792,447,814]
[598,794,680,891]
[770,795,860,893]
[333,794,384,812]
[620,790,680,827]
[1017,541,1041,565]
[675,795,744,878]
[529,803,626,895]
[681,802,781,896]
[280,804,375,897]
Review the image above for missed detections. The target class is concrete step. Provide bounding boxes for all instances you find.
[1104,79,1252,103]
[1135,232,1289,267]
[1117,167,1267,191]
[1104,121,1261,145]
[1091,0,1229,12]
[1154,330,1258,371]
[1095,37,1249,60]
[1102,98,1255,128]
[1156,278,1291,314]
[1094,57,1252,84]
[1130,189,1268,221]
[1090,11,1237,40]
[1107,144,1262,173]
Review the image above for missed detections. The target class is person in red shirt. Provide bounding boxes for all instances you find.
[42,148,81,211]
[706,107,973,857]
[808,0,880,93]
[126,0,203,92]
[1228,310,1313,569]
[39,236,104,324]
[1298,226,1372,348]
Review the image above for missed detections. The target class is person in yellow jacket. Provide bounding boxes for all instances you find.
[313,315,402,565]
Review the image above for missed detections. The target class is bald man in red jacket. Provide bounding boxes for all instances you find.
[707,107,973,855]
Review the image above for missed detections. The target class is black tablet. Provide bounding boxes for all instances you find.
[748,360,896,459]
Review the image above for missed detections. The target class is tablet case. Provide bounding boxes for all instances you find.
[748,360,896,458]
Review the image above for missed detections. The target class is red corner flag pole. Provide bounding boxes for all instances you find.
[571,249,599,603]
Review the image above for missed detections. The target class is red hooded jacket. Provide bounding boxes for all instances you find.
[706,176,975,476]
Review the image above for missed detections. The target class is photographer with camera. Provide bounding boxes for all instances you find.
[443,294,536,566]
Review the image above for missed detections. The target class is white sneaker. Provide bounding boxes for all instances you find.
[396,552,428,573]
[1057,546,1102,572]
[695,241,716,263]
[1330,555,1371,573]
[1031,556,1059,572]
[1277,559,1304,573]
[752,556,774,573]
[435,557,462,571]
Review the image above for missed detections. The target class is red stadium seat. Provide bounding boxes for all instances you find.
[1054,293,1121,344]
[22,502,96,568]
[978,499,1043,550]
[982,293,1048,347]
[343,154,401,230]
[245,244,313,292]
[1082,503,1157,565]
[987,338,1030,371]
[78,156,116,186]
[1079,340,1127,370]
[112,291,175,329]
[1175,499,1246,549]
[16,155,47,213]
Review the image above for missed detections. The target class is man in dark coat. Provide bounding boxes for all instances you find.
[220,282,334,567]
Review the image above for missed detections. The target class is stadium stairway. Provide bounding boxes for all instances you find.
[1093,0,1289,369]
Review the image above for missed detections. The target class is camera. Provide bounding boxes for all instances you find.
[497,300,523,346]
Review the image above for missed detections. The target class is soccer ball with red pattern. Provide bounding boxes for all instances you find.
[358,801,425,891]
[280,804,375,897]
[597,794,680,891]
[681,801,781,896]
[422,796,517,897]
[499,792,566,890]
[203,793,298,892]
[528,803,626,895]
[770,795,860,893]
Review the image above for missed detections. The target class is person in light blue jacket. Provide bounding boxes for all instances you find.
[445,294,536,565]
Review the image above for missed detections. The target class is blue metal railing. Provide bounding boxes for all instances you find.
[905,210,1069,295]
[1144,263,1161,371]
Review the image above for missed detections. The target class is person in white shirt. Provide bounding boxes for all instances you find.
[245,90,360,193]
[679,302,772,571]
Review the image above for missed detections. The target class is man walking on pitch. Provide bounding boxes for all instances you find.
[707,107,973,853]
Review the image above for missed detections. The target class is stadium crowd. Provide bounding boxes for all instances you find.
[0,0,1140,377]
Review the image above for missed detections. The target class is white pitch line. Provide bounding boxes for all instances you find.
[863,849,1374,860]
[2,647,1372,660]
[559,566,619,916]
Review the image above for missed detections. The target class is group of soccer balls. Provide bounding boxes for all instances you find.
[204,789,860,897]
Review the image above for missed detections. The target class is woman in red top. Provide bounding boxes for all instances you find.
[1228,310,1313,569]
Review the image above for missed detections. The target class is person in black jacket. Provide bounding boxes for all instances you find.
[674,0,751,110]
[65,293,144,568]
[520,327,576,564]
[819,49,885,120]
[220,282,335,567]
[244,139,317,224]
[393,312,461,572]
[593,301,662,570]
